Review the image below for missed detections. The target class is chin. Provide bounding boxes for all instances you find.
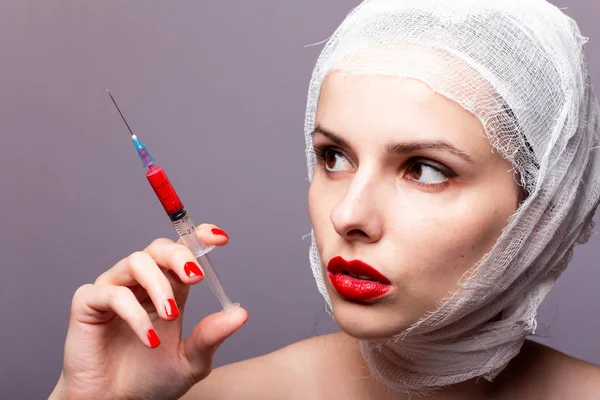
[329,294,413,340]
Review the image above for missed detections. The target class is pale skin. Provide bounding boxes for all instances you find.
[51,73,600,400]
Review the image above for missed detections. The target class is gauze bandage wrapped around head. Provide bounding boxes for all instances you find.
[304,0,600,395]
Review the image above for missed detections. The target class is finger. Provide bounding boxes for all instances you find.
[183,307,248,379]
[95,251,180,321]
[127,283,151,303]
[144,238,205,285]
[72,284,163,349]
[177,224,230,248]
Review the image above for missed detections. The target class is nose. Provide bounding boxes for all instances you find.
[330,170,384,244]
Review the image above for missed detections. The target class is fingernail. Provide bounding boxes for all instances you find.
[164,298,179,318]
[147,329,160,348]
[184,262,203,278]
[211,228,229,239]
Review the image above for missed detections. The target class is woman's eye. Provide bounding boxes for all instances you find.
[407,162,449,185]
[325,150,351,172]
[315,145,351,173]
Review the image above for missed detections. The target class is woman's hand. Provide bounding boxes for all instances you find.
[50,224,248,400]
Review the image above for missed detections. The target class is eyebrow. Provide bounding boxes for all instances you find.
[311,125,475,164]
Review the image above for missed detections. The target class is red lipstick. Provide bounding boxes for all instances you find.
[327,256,391,301]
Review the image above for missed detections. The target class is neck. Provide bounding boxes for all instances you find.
[338,332,496,400]
[333,326,532,400]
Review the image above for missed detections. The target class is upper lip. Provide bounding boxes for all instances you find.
[327,256,391,284]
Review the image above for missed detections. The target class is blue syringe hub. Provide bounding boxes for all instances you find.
[132,135,155,168]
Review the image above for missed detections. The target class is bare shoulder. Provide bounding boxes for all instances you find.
[499,340,600,399]
[532,341,600,398]
[182,333,343,400]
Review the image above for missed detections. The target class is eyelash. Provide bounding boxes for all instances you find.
[313,144,456,188]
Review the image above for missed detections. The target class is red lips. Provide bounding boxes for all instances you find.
[327,256,391,301]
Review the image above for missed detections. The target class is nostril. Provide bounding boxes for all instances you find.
[347,229,369,237]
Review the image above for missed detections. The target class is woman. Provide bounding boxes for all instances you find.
[51,0,600,398]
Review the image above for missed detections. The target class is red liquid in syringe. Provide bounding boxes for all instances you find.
[145,164,184,216]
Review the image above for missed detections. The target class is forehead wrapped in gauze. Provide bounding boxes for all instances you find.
[304,0,600,395]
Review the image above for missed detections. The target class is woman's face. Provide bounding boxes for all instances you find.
[308,72,521,339]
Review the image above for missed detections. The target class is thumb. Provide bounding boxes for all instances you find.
[183,306,248,377]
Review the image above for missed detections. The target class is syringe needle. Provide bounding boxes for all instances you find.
[106,89,135,137]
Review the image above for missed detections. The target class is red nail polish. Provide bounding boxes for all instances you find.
[211,228,229,239]
[184,262,203,278]
[164,298,179,318]
[147,329,160,348]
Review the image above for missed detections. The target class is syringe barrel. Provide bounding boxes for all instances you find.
[172,212,239,313]
[172,212,214,255]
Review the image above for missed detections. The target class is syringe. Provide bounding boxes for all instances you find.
[107,90,239,313]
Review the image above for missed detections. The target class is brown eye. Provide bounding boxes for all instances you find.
[317,147,350,172]
[407,161,450,185]
[325,150,338,170]
[410,163,424,178]
[313,144,352,173]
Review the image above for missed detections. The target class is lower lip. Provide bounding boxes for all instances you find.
[328,272,391,301]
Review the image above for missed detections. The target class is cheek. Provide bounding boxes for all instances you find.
[391,189,516,298]
[308,177,335,251]
[307,179,322,230]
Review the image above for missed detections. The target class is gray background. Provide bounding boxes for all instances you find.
[0,1,598,398]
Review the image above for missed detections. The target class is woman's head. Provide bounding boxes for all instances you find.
[308,72,521,339]
[304,0,600,393]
